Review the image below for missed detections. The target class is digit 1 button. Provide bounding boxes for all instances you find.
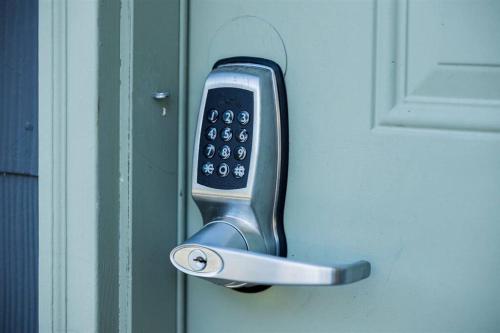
[222,110,234,124]
[237,129,248,143]
[201,162,214,176]
[233,164,245,178]
[218,163,229,177]
[206,127,217,141]
[237,111,250,125]
[219,145,231,159]
[221,127,232,141]
[204,144,215,158]
[207,109,218,123]
[235,146,246,160]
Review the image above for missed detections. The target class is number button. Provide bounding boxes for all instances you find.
[237,129,248,143]
[233,164,245,178]
[219,145,231,159]
[204,144,215,158]
[201,162,214,176]
[222,110,234,124]
[235,146,246,160]
[237,111,250,125]
[218,163,229,177]
[207,109,218,123]
[206,127,217,141]
[221,127,232,142]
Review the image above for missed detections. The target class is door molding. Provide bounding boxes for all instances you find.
[39,0,100,331]
[39,0,183,332]
[373,0,500,132]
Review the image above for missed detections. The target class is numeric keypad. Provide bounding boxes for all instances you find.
[197,88,253,189]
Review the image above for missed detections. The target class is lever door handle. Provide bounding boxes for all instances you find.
[171,244,371,286]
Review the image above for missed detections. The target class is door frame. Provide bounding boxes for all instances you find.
[39,0,100,331]
[38,0,187,331]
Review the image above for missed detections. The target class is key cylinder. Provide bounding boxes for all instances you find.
[188,249,207,271]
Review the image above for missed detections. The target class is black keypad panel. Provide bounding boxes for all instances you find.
[197,88,253,189]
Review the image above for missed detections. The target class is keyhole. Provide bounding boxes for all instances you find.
[188,249,208,271]
[192,256,206,264]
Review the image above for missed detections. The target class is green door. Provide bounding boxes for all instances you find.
[185,1,500,332]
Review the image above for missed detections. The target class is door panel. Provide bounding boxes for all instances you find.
[186,1,500,332]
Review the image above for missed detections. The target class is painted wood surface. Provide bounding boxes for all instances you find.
[39,1,99,331]
[97,0,121,332]
[39,0,181,331]
[185,1,500,332]
[128,1,181,332]
[0,0,38,332]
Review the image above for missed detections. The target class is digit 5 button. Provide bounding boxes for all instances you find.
[221,127,232,142]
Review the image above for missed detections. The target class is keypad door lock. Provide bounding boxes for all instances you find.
[170,57,371,292]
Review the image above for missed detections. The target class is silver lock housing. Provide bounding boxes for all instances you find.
[185,58,288,291]
[170,58,370,292]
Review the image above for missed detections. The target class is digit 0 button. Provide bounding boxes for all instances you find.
[237,111,250,125]
[235,146,246,160]
[207,109,218,123]
[222,110,234,124]
[204,144,215,158]
[206,127,217,141]
[237,129,248,143]
[218,163,229,177]
[233,164,245,178]
[221,127,232,142]
[219,145,231,159]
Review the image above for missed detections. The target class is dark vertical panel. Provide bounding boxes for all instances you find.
[0,175,38,333]
[98,0,120,331]
[0,0,38,176]
[0,0,38,332]
[131,1,180,331]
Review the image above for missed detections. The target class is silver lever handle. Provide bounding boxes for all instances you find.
[170,244,371,286]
